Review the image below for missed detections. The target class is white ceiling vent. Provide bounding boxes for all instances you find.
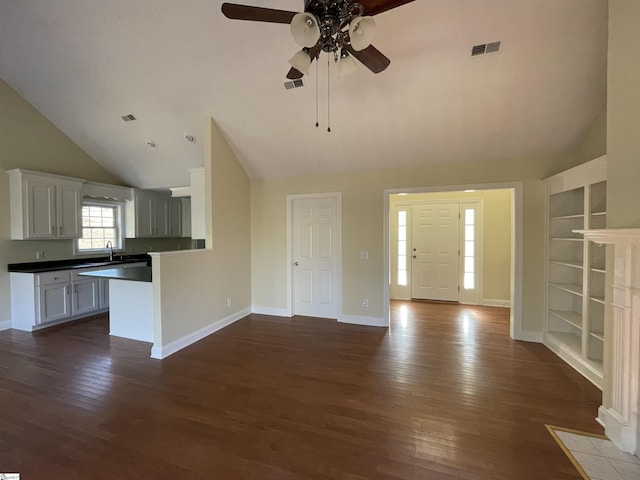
[284,79,304,90]
[471,41,501,57]
[121,113,137,122]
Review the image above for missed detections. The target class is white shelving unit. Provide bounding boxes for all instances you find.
[543,156,607,389]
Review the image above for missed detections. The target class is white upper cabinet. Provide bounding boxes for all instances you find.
[125,189,183,238]
[168,198,182,237]
[8,169,83,240]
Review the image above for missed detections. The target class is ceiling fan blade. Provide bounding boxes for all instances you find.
[221,3,297,24]
[359,0,415,16]
[285,44,323,79]
[344,44,390,74]
[287,68,304,80]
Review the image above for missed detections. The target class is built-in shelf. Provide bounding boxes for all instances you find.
[551,214,585,220]
[549,309,582,329]
[550,237,584,242]
[544,156,606,390]
[550,260,582,269]
[550,283,583,296]
[547,331,582,355]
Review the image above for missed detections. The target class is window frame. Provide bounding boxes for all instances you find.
[74,199,125,256]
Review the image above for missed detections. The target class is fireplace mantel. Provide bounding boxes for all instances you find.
[576,228,640,455]
[575,228,640,245]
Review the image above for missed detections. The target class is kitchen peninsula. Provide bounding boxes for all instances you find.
[79,266,153,342]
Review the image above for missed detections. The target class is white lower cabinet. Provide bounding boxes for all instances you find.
[71,275,100,316]
[11,267,109,332]
[37,279,72,324]
[99,278,110,309]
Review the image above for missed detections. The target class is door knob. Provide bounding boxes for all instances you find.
[294,262,299,266]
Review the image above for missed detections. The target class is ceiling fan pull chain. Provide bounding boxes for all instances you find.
[327,54,331,133]
[315,59,319,128]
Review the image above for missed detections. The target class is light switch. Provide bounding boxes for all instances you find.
[360,251,368,260]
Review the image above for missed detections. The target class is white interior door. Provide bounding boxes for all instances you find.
[411,203,460,301]
[293,196,338,319]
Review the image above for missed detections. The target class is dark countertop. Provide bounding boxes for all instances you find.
[78,266,152,283]
[7,254,151,273]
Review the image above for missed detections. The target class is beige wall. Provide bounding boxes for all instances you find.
[600,0,640,409]
[251,150,592,334]
[0,79,120,324]
[0,79,182,325]
[607,0,640,228]
[152,117,251,349]
[390,189,512,304]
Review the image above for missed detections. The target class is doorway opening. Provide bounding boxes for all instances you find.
[383,182,523,339]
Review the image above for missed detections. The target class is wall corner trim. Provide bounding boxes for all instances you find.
[338,314,387,327]
[150,307,251,359]
[515,331,544,343]
[0,320,11,331]
[251,306,290,317]
[482,298,511,308]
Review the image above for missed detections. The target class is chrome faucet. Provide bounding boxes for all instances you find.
[106,240,114,261]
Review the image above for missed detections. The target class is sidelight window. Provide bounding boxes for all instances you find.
[397,210,408,286]
[463,208,475,289]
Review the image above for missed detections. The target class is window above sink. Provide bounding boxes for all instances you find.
[75,200,125,255]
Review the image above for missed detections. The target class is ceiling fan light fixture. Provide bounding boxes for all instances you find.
[338,50,358,77]
[288,49,312,76]
[349,16,375,51]
[290,12,320,48]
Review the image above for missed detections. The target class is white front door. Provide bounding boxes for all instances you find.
[411,203,460,301]
[293,196,338,318]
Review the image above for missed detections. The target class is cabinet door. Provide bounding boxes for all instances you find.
[135,192,155,237]
[38,283,71,324]
[57,182,82,238]
[168,198,182,237]
[27,180,56,238]
[154,196,170,237]
[99,278,109,309]
[72,278,100,316]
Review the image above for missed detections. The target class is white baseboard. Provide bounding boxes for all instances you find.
[482,298,511,308]
[514,330,543,343]
[151,307,251,360]
[339,314,387,327]
[251,306,290,317]
[0,320,11,331]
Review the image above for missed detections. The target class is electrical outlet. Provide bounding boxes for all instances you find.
[227,297,232,308]
[360,251,368,260]
[362,299,368,307]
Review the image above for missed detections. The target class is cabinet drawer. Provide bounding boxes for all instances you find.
[36,270,71,286]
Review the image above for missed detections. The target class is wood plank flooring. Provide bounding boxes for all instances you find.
[0,301,602,479]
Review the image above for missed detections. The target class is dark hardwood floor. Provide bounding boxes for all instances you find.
[0,301,602,479]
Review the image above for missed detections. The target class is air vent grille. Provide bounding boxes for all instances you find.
[284,79,304,90]
[471,41,501,57]
[121,114,137,122]
[471,44,486,56]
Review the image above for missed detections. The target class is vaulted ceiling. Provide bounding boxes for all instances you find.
[0,0,607,189]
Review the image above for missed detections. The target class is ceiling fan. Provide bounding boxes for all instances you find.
[221,1,414,79]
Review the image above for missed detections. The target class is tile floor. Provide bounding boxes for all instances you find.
[550,427,640,480]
